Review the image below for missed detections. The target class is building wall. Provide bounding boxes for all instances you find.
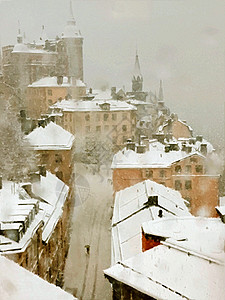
[113,154,219,217]
[26,86,68,118]
[38,148,74,186]
[4,193,73,287]
[60,110,136,149]
[163,120,192,139]
[2,48,57,90]
[109,280,155,300]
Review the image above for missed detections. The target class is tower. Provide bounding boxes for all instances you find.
[132,51,143,92]
[158,80,164,101]
[61,0,84,82]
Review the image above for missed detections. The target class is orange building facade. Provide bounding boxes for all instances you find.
[112,151,219,217]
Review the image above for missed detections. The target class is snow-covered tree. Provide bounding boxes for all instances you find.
[0,100,36,181]
[74,134,113,171]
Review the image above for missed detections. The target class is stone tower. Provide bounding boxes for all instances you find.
[132,52,143,92]
[61,0,84,82]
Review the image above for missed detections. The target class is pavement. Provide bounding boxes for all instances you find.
[64,163,113,300]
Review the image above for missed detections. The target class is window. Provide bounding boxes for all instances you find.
[160,170,165,177]
[96,126,101,132]
[145,169,153,178]
[122,113,127,120]
[112,114,117,121]
[55,154,62,163]
[185,165,191,174]
[112,125,117,132]
[190,157,197,163]
[47,89,52,96]
[122,125,127,132]
[104,125,109,131]
[175,165,181,174]
[185,180,192,190]
[104,114,109,121]
[85,126,90,133]
[96,114,100,121]
[195,165,203,173]
[175,180,182,190]
[56,171,63,181]
[85,114,90,121]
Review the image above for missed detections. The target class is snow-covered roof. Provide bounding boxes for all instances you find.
[105,242,225,300]
[111,148,204,169]
[32,172,69,243]
[12,43,30,53]
[26,122,74,150]
[51,99,137,112]
[0,255,77,300]
[28,76,73,88]
[142,217,225,262]
[111,180,190,264]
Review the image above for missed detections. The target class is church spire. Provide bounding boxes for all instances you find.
[17,21,23,44]
[158,80,164,101]
[132,51,143,92]
[133,51,142,79]
[68,0,76,26]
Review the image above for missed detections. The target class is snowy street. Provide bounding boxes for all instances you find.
[64,163,113,300]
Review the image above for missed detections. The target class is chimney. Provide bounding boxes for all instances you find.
[89,87,92,94]
[22,183,32,196]
[30,172,40,183]
[200,144,207,155]
[144,195,158,207]
[38,165,46,177]
[189,138,196,145]
[136,145,146,154]
[165,145,170,153]
[111,87,116,97]
[186,146,192,153]
[182,143,187,152]
[0,176,2,190]
[196,135,203,142]
[126,140,136,151]
[57,75,63,85]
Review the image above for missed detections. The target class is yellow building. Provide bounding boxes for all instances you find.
[26,76,86,119]
[50,96,137,149]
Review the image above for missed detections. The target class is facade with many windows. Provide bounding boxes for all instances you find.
[112,140,219,217]
[50,99,137,150]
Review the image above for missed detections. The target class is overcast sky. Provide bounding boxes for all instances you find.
[0,0,225,148]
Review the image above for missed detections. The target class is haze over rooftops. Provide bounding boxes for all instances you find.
[26,122,74,150]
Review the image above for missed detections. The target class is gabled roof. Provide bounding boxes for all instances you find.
[0,255,77,299]
[111,180,190,264]
[26,122,74,150]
